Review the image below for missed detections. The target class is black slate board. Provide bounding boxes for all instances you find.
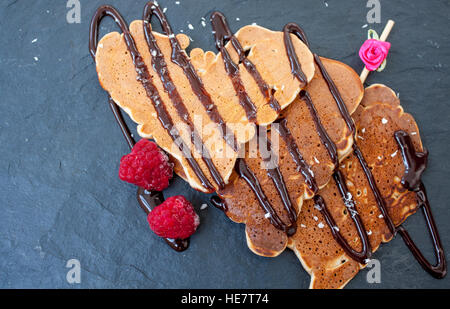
[0,0,449,289]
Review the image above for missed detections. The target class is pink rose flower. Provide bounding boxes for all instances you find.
[359,39,391,71]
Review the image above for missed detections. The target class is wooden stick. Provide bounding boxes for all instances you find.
[360,20,395,84]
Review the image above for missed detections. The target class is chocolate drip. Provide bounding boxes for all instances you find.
[210,195,228,212]
[137,188,189,252]
[142,3,225,189]
[352,144,396,234]
[208,13,295,235]
[283,23,375,263]
[143,4,239,153]
[108,97,136,150]
[395,131,446,278]
[89,5,215,192]
[210,12,258,122]
[283,23,309,87]
[211,11,281,113]
[235,158,296,235]
[394,131,428,191]
[259,126,297,228]
[314,55,356,134]
[316,171,372,264]
[300,89,371,262]
[314,193,371,264]
[300,90,338,168]
[274,118,318,194]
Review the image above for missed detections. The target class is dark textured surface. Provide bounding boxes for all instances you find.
[0,0,449,289]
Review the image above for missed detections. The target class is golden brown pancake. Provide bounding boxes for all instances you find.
[288,84,422,289]
[217,58,363,257]
[95,23,314,193]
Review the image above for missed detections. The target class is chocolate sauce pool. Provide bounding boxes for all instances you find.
[137,188,190,251]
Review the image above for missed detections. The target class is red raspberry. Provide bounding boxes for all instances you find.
[119,139,173,191]
[147,196,200,239]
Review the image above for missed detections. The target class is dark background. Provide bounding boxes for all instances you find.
[1,0,449,289]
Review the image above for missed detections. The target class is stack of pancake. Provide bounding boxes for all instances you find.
[92,3,443,288]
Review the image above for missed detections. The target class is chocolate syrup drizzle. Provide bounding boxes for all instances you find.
[144,4,239,154]
[394,131,428,191]
[289,23,445,276]
[211,11,281,114]
[282,23,372,262]
[142,3,225,190]
[283,23,309,87]
[210,13,257,121]
[89,5,190,252]
[90,6,446,274]
[235,158,297,236]
[210,195,228,212]
[394,131,446,278]
[90,2,237,191]
[274,118,318,194]
[314,55,356,134]
[210,13,297,235]
[300,91,339,168]
[313,175,372,264]
[300,89,372,263]
[209,14,370,252]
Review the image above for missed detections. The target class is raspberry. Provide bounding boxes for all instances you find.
[147,196,200,239]
[119,139,173,191]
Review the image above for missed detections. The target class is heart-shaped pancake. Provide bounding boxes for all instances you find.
[217,58,363,257]
[94,15,314,193]
[288,84,425,288]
